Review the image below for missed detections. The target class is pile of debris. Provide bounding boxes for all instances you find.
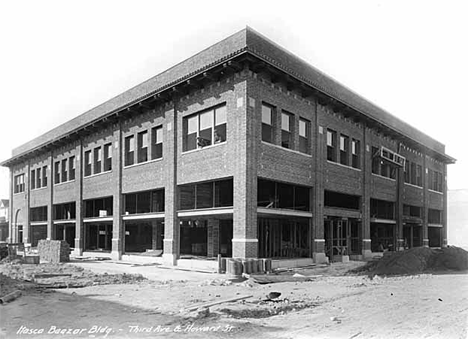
[351,246,468,276]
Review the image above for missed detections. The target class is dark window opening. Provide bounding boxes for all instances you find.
[55,161,61,183]
[104,143,112,171]
[428,209,442,224]
[36,167,42,188]
[54,202,76,220]
[299,118,310,154]
[371,147,380,174]
[94,147,101,174]
[84,151,92,176]
[125,135,135,166]
[14,174,25,193]
[370,199,395,219]
[324,190,360,210]
[403,204,422,218]
[339,134,349,166]
[69,156,76,180]
[124,189,164,215]
[84,197,113,218]
[125,221,164,253]
[262,103,274,143]
[351,139,360,169]
[180,220,207,256]
[62,158,68,181]
[428,227,441,247]
[31,169,36,190]
[42,165,48,187]
[281,111,293,149]
[179,179,233,210]
[30,206,47,222]
[137,131,148,163]
[257,179,310,211]
[327,129,337,162]
[151,126,163,159]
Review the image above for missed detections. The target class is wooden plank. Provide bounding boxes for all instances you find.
[185,295,253,312]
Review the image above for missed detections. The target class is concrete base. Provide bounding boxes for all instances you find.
[111,251,122,261]
[333,255,349,263]
[271,258,314,269]
[177,259,218,271]
[362,249,373,260]
[162,253,177,266]
[72,248,83,257]
[313,252,329,264]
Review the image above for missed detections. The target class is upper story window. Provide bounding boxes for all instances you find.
[94,147,102,174]
[14,174,25,193]
[151,126,163,160]
[299,118,310,154]
[37,167,42,188]
[179,179,233,210]
[124,189,165,214]
[281,111,293,149]
[54,202,76,220]
[62,158,68,182]
[84,197,113,218]
[326,129,337,162]
[428,169,443,192]
[137,131,148,163]
[404,160,423,187]
[103,143,112,171]
[54,161,60,184]
[403,204,422,218]
[339,134,349,166]
[125,135,135,166]
[372,146,396,179]
[31,169,36,190]
[84,150,92,176]
[351,139,360,169]
[257,179,311,211]
[69,156,76,181]
[42,165,47,187]
[183,104,227,152]
[261,103,274,144]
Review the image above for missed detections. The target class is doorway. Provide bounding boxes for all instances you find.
[325,218,361,260]
[85,224,112,251]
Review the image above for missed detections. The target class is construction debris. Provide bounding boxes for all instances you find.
[0,290,22,304]
[185,295,253,312]
[37,240,70,263]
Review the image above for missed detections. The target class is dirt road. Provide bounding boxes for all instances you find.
[1,261,466,339]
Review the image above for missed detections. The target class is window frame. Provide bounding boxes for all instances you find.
[327,129,337,162]
[151,126,163,160]
[261,103,275,144]
[298,118,310,154]
[103,143,112,171]
[124,135,135,166]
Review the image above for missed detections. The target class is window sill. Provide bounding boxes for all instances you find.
[182,142,226,155]
[371,173,396,182]
[261,141,312,157]
[84,170,112,179]
[404,182,423,189]
[13,191,25,195]
[428,189,443,195]
[54,179,76,187]
[326,160,361,172]
[124,157,163,169]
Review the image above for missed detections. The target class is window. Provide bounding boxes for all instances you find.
[124,189,165,214]
[84,150,92,176]
[94,147,102,174]
[257,179,311,211]
[54,161,60,183]
[179,179,233,210]
[31,169,36,190]
[327,129,337,161]
[428,209,442,224]
[299,118,310,154]
[370,199,395,219]
[14,174,25,193]
[69,156,75,181]
[324,190,360,210]
[403,204,422,218]
[104,143,112,171]
[261,104,274,143]
[42,165,47,187]
[438,172,443,192]
[137,131,148,163]
[371,147,380,174]
[54,202,76,220]
[84,197,113,218]
[125,135,135,166]
[410,162,416,185]
[281,112,293,149]
[30,206,47,222]
[404,160,410,183]
[339,134,349,166]
[416,165,422,187]
[183,105,227,151]
[62,158,68,182]
[37,167,42,188]
[151,126,163,160]
[351,139,360,169]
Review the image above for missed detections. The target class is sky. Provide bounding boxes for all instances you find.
[0,0,467,201]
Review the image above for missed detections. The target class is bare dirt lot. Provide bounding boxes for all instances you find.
[1,252,467,339]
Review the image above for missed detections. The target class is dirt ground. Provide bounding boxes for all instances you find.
[0,258,467,339]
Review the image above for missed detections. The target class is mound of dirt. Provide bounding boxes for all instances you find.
[351,246,468,276]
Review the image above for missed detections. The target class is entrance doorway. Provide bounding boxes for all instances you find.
[324,218,361,260]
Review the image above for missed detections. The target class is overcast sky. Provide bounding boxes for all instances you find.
[0,0,466,200]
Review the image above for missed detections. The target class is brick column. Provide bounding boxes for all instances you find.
[23,162,31,244]
[361,125,372,258]
[111,122,123,260]
[74,142,84,256]
[442,163,448,247]
[233,80,258,259]
[396,166,405,250]
[313,103,327,263]
[8,170,14,243]
[163,104,179,265]
[47,151,54,241]
[422,153,429,247]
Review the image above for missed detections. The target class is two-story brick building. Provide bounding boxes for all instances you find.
[1,27,455,267]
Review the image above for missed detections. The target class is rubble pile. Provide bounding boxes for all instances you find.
[351,246,468,276]
[37,240,70,263]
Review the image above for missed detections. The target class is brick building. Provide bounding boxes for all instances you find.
[1,28,455,267]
